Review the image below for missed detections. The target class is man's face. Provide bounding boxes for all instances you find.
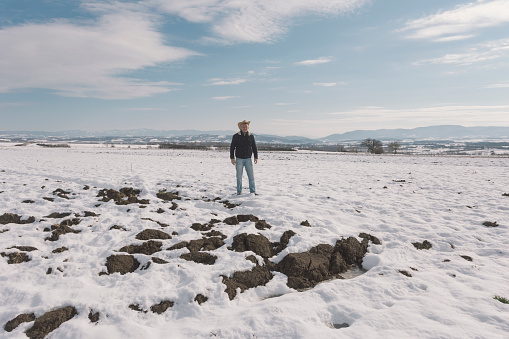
[240,123,249,132]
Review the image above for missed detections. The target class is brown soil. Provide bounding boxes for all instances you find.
[25,306,77,339]
[412,240,432,250]
[97,187,150,205]
[4,313,36,332]
[105,254,140,275]
[0,213,35,225]
[119,240,163,255]
[180,252,217,265]
[135,229,172,240]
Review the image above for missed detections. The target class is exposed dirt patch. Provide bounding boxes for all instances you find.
[25,306,78,339]
[52,247,68,254]
[412,240,432,250]
[399,270,412,277]
[4,313,36,332]
[44,212,72,219]
[194,294,208,305]
[109,225,127,231]
[0,213,35,225]
[152,257,169,264]
[8,246,38,252]
[230,233,273,258]
[222,260,274,300]
[223,216,239,225]
[2,252,31,264]
[220,200,241,209]
[88,310,100,323]
[150,300,174,314]
[229,230,296,258]
[135,229,172,240]
[157,190,181,201]
[52,188,71,199]
[83,211,100,217]
[141,218,169,228]
[97,187,150,205]
[119,240,163,255]
[105,254,140,275]
[461,255,473,262]
[275,236,373,290]
[170,237,225,252]
[180,252,217,265]
[483,221,499,227]
[45,219,81,242]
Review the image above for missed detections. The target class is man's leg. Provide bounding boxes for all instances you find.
[245,158,256,193]
[235,159,244,194]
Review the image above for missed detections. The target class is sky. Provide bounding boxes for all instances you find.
[0,0,509,138]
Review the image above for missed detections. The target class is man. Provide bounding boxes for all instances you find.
[230,120,258,195]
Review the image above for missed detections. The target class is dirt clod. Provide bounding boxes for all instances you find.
[25,306,77,339]
[119,240,163,255]
[150,300,174,314]
[180,252,217,265]
[135,229,171,241]
[4,313,35,332]
[105,255,140,275]
[412,240,432,250]
[0,213,35,225]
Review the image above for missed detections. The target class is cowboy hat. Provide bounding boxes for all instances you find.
[237,120,251,129]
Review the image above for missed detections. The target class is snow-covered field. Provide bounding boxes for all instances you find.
[1,145,508,338]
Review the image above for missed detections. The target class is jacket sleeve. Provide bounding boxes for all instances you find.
[252,135,258,159]
[230,135,236,159]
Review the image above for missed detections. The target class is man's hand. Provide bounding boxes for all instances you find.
[231,159,236,165]
[254,158,258,164]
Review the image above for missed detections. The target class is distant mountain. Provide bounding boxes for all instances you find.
[2,125,509,144]
[0,129,236,138]
[322,125,509,142]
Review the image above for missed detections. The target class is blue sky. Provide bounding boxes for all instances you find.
[1,0,509,137]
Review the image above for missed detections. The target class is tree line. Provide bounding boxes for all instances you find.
[360,138,401,154]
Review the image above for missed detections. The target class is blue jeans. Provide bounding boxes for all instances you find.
[235,158,255,194]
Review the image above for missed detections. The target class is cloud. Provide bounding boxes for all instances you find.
[294,57,332,66]
[329,105,509,125]
[211,96,239,100]
[485,83,509,88]
[275,102,296,106]
[206,78,247,85]
[415,38,509,66]
[313,82,337,87]
[400,0,509,42]
[0,7,199,99]
[147,0,368,44]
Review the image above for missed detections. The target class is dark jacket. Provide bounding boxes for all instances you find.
[230,131,258,159]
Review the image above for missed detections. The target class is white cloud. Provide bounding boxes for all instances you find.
[275,102,296,106]
[329,105,509,125]
[211,96,239,100]
[295,57,332,66]
[206,78,247,85]
[415,39,509,66]
[313,82,337,87]
[0,8,199,99]
[401,0,509,42]
[485,83,509,88]
[147,0,368,44]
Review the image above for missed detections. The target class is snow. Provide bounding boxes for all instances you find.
[1,145,508,338]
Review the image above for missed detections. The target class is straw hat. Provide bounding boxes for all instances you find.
[237,120,251,129]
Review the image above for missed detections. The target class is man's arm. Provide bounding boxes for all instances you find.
[252,135,258,163]
[230,135,236,165]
